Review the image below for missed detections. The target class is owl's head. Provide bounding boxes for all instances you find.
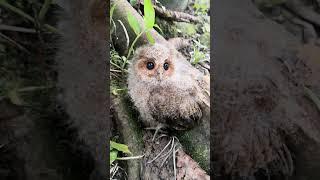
[130,43,178,83]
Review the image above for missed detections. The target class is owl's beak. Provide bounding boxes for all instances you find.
[156,71,163,81]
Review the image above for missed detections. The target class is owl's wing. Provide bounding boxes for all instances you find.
[196,74,210,108]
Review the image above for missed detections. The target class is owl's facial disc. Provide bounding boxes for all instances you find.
[135,56,174,82]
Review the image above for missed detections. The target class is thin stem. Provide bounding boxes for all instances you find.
[0,24,36,33]
[17,86,53,92]
[116,155,144,160]
[0,0,59,34]
[0,32,30,53]
[38,0,52,21]
[147,138,172,164]
[0,0,34,21]
[127,30,145,59]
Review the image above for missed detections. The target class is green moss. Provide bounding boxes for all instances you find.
[155,17,179,39]
[176,22,197,36]
[178,127,210,172]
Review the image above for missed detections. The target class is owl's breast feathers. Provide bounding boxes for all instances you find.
[195,74,210,108]
[147,75,209,130]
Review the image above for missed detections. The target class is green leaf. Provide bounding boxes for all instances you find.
[143,0,155,29]
[127,12,141,35]
[145,31,155,44]
[110,4,116,20]
[110,141,132,154]
[130,0,138,6]
[7,88,24,105]
[153,24,163,34]
[110,150,118,165]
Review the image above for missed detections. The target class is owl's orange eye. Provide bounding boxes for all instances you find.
[146,62,154,70]
[163,62,169,70]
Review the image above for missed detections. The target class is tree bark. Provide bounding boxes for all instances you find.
[110,0,166,55]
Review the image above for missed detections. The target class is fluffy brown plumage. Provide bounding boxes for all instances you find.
[127,42,209,130]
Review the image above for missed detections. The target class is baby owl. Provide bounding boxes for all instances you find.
[127,42,210,130]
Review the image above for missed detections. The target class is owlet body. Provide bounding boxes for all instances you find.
[127,42,210,130]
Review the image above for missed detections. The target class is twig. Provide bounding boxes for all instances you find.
[127,30,144,59]
[147,138,172,164]
[116,155,144,160]
[0,24,36,33]
[110,163,119,179]
[0,32,30,53]
[38,0,52,21]
[150,5,200,23]
[160,138,175,158]
[137,1,200,23]
[0,0,59,34]
[17,86,53,92]
[173,143,177,180]
[117,20,130,50]
[160,137,176,167]
[110,69,123,73]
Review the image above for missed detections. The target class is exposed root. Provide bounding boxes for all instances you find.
[138,1,201,23]
[285,0,320,27]
[282,9,318,44]
[153,5,201,23]
[147,137,173,164]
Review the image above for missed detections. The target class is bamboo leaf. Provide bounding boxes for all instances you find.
[143,0,155,29]
[110,4,116,20]
[127,12,141,35]
[145,31,155,44]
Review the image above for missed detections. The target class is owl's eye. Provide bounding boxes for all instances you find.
[163,62,169,70]
[146,62,154,70]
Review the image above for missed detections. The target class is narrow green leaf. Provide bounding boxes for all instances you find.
[110,141,132,154]
[146,31,155,44]
[110,4,116,20]
[110,150,118,165]
[7,89,24,105]
[38,0,52,21]
[127,12,141,35]
[143,0,155,29]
